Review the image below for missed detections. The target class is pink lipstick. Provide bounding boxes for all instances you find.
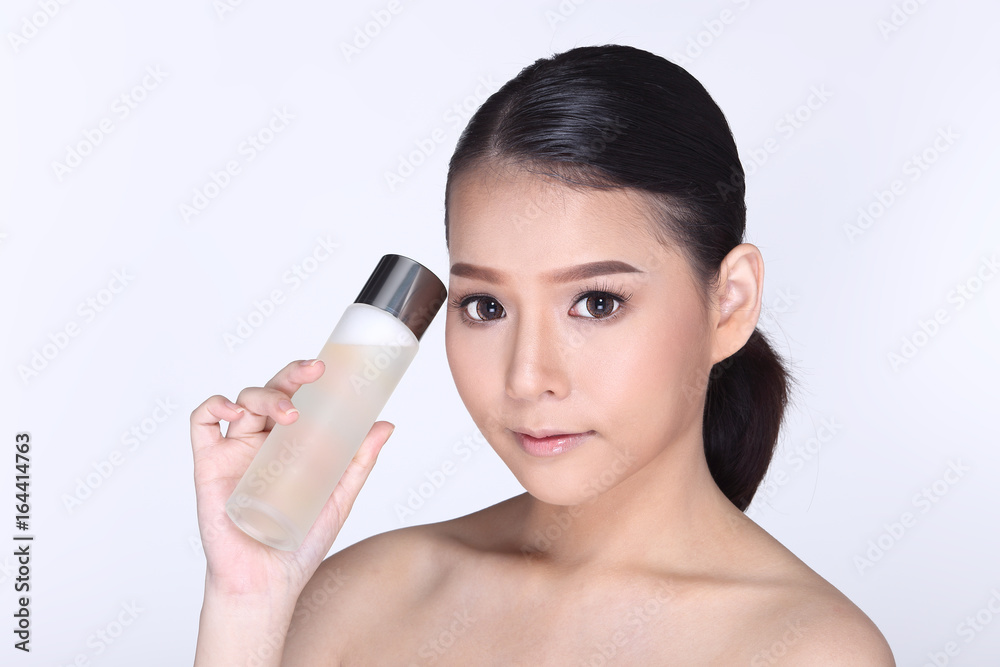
[512,429,594,457]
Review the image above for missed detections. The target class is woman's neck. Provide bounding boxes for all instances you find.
[512,428,747,577]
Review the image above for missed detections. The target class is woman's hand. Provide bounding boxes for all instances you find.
[190,359,395,601]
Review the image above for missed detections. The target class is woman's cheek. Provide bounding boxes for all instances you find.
[448,334,504,428]
[617,320,696,416]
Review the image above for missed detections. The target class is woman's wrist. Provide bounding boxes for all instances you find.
[203,562,306,598]
[201,572,302,640]
[195,581,299,667]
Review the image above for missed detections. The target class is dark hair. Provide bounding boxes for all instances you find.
[443,44,794,512]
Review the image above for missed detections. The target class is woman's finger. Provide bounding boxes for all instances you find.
[299,420,395,559]
[328,421,396,525]
[223,360,325,440]
[190,395,245,454]
[224,385,302,441]
[264,358,326,394]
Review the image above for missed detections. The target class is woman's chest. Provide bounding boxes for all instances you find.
[340,574,760,666]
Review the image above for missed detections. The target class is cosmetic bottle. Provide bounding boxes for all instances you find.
[226,254,447,551]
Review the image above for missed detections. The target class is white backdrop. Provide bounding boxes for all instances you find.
[2,0,998,664]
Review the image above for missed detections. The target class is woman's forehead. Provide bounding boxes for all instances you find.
[448,168,660,245]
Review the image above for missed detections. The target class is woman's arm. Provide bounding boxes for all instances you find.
[189,360,396,666]
[195,584,297,666]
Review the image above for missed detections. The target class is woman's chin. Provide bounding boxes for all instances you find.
[513,474,605,508]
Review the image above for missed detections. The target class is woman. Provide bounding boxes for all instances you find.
[192,44,895,664]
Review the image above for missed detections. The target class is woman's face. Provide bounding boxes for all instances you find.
[444,165,717,506]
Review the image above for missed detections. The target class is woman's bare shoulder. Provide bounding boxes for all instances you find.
[282,497,517,662]
[750,580,896,666]
[316,493,518,586]
[730,517,896,665]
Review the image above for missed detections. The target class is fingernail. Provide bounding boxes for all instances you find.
[278,399,298,416]
[299,359,319,366]
[225,400,244,414]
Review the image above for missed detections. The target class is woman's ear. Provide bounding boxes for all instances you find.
[709,243,764,364]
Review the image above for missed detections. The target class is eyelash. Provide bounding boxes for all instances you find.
[448,279,634,327]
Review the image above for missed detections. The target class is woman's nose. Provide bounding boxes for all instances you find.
[504,313,572,402]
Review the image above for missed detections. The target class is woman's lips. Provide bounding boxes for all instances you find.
[513,430,595,457]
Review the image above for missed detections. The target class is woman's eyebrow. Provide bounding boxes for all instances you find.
[450,260,643,285]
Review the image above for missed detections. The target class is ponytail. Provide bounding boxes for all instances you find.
[703,328,793,510]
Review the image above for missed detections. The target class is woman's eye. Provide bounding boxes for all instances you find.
[457,291,623,323]
[464,296,505,322]
[571,292,621,319]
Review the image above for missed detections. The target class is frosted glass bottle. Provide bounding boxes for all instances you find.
[226,254,446,551]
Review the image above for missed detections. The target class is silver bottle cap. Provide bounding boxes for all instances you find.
[354,254,447,341]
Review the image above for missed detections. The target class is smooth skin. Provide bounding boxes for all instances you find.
[191,164,895,665]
